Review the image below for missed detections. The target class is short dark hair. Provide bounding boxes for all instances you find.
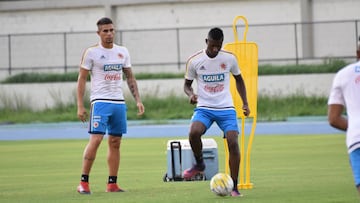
[97,17,113,27]
[208,27,224,41]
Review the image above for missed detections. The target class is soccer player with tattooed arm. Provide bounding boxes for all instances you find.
[76,17,145,194]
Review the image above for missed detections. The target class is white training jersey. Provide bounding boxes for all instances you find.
[80,42,131,102]
[185,49,241,109]
[328,61,360,153]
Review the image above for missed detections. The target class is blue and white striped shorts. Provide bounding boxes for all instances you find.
[88,100,127,136]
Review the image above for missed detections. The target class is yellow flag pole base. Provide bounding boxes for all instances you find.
[238,183,254,190]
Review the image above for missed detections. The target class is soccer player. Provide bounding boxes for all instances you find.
[76,17,145,194]
[183,27,250,197]
[327,46,360,196]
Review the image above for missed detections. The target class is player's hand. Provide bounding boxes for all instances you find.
[77,106,88,122]
[242,104,250,117]
[137,102,145,116]
[189,94,198,105]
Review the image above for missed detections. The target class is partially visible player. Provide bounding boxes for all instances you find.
[357,36,360,60]
[76,17,145,194]
[327,43,360,196]
[183,27,250,197]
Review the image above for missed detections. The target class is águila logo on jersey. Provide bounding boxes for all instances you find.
[355,65,360,72]
[355,66,360,84]
[202,74,225,82]
[104,64,122,71]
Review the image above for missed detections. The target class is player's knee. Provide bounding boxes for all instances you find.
[228,143,240,155]
[226,137,240,154]
[90,134,104,145]
[108,137,121,149]
[226,134,238,146]
[189,129,203,138]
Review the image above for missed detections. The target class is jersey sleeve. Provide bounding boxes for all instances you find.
[80,48,93,70]
[123,47,132,68]
[185,59,196,80]
[328,72,345,106]
[229,54,241,76]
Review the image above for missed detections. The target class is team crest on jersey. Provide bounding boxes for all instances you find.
[93,121,99,128]
[118,53,124,59]
[220,63,226,70]
[202,74,225,82]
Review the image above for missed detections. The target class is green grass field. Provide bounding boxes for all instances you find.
[0,135,358,203]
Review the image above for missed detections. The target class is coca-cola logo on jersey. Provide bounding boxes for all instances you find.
[105,73,121,81]
[204,84,224,93]
[355,75,360,84]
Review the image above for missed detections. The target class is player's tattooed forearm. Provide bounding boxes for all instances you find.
[127,80,139,99]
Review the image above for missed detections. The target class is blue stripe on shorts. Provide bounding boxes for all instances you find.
[89,101,127,136]
[349,148,360,188]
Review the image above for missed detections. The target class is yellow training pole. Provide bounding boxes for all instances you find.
[239,116,246,186]
[224,15,258,190]
[242,117,256,189]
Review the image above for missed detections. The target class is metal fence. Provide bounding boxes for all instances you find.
[0,19,359,77]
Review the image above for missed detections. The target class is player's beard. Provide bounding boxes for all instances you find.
[105,38,113,44]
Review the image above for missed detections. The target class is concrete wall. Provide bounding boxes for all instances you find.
[0,0,300,35]
[0,0,356,111]
[0,74,334,111]
[0,0,359,78]
[1,0,360,33]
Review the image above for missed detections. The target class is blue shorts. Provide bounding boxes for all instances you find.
[88,100,127,136]
[349,148,360,188]
[191,108,239,135]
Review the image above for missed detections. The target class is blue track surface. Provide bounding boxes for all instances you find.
[0,119,343,140]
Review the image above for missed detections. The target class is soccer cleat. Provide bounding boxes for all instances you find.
[183,163,205,180]
[106,183,125,192]
[230,189,243,197]
[77,182,91,194]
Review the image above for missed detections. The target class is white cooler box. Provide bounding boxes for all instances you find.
[163,138,218,181]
